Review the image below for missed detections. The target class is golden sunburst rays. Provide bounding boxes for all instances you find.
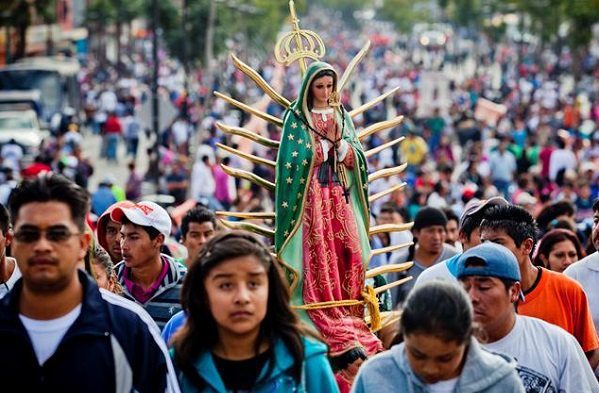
[216,143,276,168]
[366,262,414,279]
[231,54,291,109]
[368,163,408,183]
[365,136,405,158]
[338,40,371,93]
[221,164,275,192]
[349,87,400,118]
[365,310,402,332]
[358,115,405,141]
[214,0,416,252]
[214,92,284,127]
[216,211,276,220]
[368,222,414,236]
[216,122,280,149]
[369,182,407,203]
[218,219,275,239]
[370,242,413,258]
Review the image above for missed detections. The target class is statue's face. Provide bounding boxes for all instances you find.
[310,75,334,108]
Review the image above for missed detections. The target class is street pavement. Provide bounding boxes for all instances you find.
[83,94,178,196]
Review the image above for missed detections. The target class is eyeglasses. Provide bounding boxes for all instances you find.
[13,226,82,243]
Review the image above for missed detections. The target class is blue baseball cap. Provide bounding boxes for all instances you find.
[456,242,521,282]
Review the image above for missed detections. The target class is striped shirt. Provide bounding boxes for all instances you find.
[116,254,186,329]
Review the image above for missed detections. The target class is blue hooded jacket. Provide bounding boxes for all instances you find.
[176,337,339,393]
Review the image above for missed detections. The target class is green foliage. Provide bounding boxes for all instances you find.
[162,0,288,66]
[378,0,434,32]
[563,0,599,49]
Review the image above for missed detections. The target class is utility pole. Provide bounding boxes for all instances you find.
[203,0,216,110]
[151,0,160,187]
[181,0,189,119]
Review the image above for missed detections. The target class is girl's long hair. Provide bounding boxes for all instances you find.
[172,231,313,387]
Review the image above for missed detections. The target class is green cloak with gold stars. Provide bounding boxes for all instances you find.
[274,61,371,319]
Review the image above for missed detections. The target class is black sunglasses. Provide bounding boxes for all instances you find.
[14,226,82,243]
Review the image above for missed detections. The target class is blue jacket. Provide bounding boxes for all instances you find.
[176,337,339,393]
[0,270,181,393]
[162,310,186,345]
[352,338,525,393]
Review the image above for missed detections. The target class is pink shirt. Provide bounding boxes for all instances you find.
[123,257,169,303]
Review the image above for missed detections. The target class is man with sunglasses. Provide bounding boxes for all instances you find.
[0,173,180,392]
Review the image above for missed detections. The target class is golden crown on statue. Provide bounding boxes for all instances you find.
[274,0,326,76]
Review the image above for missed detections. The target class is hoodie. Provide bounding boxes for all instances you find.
[352,338,524,393]
[96,200,136,262]
[116,254,186,329]
[176,337,339,393]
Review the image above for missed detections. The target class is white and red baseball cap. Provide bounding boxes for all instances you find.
[110,201,172,238]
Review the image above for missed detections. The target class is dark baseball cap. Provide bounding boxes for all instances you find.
[459,196,509,229]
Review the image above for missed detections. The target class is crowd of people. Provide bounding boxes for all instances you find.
[2,167,599,392]
[0,4,598,393]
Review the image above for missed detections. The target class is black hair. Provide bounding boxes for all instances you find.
[0,203,9,234]
[401,281,473,344]
[459,203,499,240]
[532,228,585,269]
[536,200,575,231]
[120,215,161,240]
[442,208,459,225]
[481,205,538,247]
[181,206,217,238]
[307,69,337,111]
[8,173,90,231]
[172,231,315,388]
[379,202,400,216]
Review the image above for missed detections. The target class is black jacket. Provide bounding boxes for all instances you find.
[0,270,180,393]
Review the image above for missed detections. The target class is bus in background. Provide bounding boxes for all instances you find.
[0,56,81,128]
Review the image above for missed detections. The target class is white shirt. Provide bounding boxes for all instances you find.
[426,377,458,393]
[0,259,21,298]
[190,160,215,199]
[414,259,456,288]
[19,304,82,365]
[171,120,190,146]
[483,315,598,392]
[549,149,577,181]
[564,252,599,332]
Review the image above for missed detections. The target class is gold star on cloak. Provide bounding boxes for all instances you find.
[288,134,295,141]
[282,201,289,208]
[285,162,292,169]
[292,151,299,157]
[286,177,293,184]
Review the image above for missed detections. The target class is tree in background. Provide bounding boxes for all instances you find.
[378,0,434,32]
[2,0,55,60]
